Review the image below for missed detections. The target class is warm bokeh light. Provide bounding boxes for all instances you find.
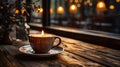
[79,0,82,3]
[36,8,43,14]
[84,0,92,6]
[0,6,3,9]
[15,9,19,14]
[116,0,120,3]
[69,4,77,14]
[97,2,105,8]
[21,9,26,14]
[96,1,107,12]
[86,0,91,3]
[69,0,73,3]
[75,0,79,3]
[109,4,115,10]
[77,4,81,7]
[84,1,87,5]
[89,2,93,6]
[57,6,64,14]
[50,8,53,14]
[37,8,53,14]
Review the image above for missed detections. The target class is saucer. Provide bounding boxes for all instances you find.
[19,45,64,57]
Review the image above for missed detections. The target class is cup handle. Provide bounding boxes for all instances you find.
[52,37,61,48]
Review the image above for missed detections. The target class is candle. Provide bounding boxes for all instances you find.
[29,30,52,37]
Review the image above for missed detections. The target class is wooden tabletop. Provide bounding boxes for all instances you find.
[0,34,120,67]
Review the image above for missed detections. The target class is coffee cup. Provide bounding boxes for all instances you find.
[29,34,61,53]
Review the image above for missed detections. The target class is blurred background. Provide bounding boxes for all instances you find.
[31,0,120,34]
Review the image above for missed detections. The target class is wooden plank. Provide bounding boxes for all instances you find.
[1,44,103,67]
[0,35,120,67]
[2,45,91,67]
[4,44,89,67]
[0,46,24,67]
[61,42,120,67]
[2,45,66,67]
[62,40,120,61]
[61,37,120,60]
[58,51,105,67]
[61,37,120,57]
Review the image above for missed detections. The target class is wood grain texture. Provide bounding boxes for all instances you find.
[0,35,120,67]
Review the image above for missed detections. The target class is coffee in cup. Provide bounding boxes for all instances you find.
[29,34,61,53]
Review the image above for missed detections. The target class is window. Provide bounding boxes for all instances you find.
[31,0,120,34]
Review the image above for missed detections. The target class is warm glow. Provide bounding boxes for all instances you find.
[97,2,104,8]
[70,0,73,3]
[69,4,77,14]
[79,0,82,3]
[77,4,81,7]
[84,2,87,5]
[96,1,107,12]
[0,6,3,9]
[50,8,53,14]
[109,5,115,10]
[37,8,43,14]
[41,30,44,36]
[15,9,19,14]
[116,0,120,3]
[86,0,90,3]
[37,8,53,14]
[57,6,64,14]
[75,0,79,3]
[84,0,92,6]
[21,9,26,14]
[89,2,93,6]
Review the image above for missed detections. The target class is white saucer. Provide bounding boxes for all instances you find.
[19,45,64,57]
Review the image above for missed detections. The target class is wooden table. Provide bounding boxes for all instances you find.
[0,34,120,67]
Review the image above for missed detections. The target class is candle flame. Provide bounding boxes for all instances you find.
[41,30,44,35]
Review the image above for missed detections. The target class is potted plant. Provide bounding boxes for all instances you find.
[0,0,29,44]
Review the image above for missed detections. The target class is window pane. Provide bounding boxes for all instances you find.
[50,0,120,34]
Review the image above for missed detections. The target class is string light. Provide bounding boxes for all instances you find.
[89,2,93,6]
[69,0,73,3]
[36,7,43,14]
[116,0,120,3]
[15,9,19,14]
[77,3,81,7]
[84,0,93,6]
[84,1,87,5]
[50,8,53,14]
[69,4,77,14]
[75,0,79,3]
[57,6,64,14]
[96,1,107,12]
[21,9,26,14]
[109,4,115,10]
[79,0,82,3]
